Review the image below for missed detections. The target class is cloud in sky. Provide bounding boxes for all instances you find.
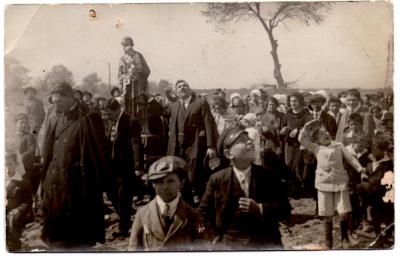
[5,2,393,89]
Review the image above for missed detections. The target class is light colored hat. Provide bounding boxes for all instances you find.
[242,113,257,126]
[230,93,241,102]
[148,156,187,181]
[250,89,261,97]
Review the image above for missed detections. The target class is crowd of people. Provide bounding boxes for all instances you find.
[5,37,394,251]
[6,80,394,251]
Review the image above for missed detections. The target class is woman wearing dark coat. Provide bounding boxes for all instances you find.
[281,92,312,195]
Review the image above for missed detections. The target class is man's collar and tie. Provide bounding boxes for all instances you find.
[232,165,251,197]
[156,195,180,233]
[180,96,192,110]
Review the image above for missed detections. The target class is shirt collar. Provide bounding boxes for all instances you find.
[181,95,192,106]
[369,154,390,164]
[156,194,180,216]
[232,165,251,180]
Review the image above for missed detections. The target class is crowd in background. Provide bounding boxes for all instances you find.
[5,82,394,251]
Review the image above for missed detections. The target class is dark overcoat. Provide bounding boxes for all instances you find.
[40,103,109,246]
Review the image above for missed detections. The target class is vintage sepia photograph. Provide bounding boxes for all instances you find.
[3,0,395,253]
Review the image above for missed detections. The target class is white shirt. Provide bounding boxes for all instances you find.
[232,165,251,197]
[232,165,263,215]
[180,96,192,109]
[312,110,322,120]
[156,194,179,219]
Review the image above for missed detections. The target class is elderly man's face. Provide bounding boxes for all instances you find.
[225,133,255,164]
[176,82,192,99]
[346,95,360,110]
[51,93,71,113]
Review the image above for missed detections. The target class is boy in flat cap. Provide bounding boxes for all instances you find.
[199,126,291,250]
[128,156,205,251]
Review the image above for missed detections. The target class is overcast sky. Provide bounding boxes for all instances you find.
[5,1,393,89]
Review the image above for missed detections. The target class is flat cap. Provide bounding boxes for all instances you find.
[217,126,247,157]
[309,93,326,104]
[148,156,187,181]
[50,83,73,96]
[14,113,29,123]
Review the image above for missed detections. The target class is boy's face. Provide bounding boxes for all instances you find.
[317,127,331,146]
[329,102,340,114]
[352,142,366,154]
[6,158,17,178]
[16,119,30,133]
[225,133,255,163]
[348,120,362,132]
[371,146,385,160]
[152,173,182,203]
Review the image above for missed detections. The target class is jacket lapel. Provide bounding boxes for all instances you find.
[184,96,196,122]
[144,199,165,241]
[220,167,232,206]
[55,117,76,138]
[164,199,186,242]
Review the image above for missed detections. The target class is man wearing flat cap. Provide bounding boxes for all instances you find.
[40,82,110,249]
[128,156,205,251]
[118,36,151,127]
[198,126,291,250]
[166,80,218,205]
[23,86,45,137]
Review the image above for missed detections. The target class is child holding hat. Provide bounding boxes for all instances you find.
[299,119,366,249]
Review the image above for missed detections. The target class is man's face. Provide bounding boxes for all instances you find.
[73,92,82,101]
[26,90,35,100]
[311,100,323,112]
[83,95,91,103]
[226,133,255,163]
[267,101,277,113]
[329,102,340,114]
[346,95,360,110]
[98,99,107,110]
[123,45,133,53]
[51,93,71,113]
[348,120,362,132]
[16,119,30,134]
[290,96,301,110]
[152,173,182,203]
[176,82,192,99]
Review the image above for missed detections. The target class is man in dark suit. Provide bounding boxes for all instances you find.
[198,127,291,250]
[166,80,218,204]
[104,98,144,238]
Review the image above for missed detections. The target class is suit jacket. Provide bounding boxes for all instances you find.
[198,164,291,249]
[335,107,375,142]
[24,97,45,133]
[128,198,206,251]
[166,94,218,159]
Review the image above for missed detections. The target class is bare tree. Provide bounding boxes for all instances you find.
[202,2,331,89]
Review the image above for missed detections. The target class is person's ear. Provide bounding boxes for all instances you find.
[224,148,233,160]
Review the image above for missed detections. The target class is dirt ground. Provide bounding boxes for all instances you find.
[19,197,380,252]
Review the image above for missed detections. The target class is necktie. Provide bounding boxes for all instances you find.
[181,100,186,110]
[162,203,171,233]
[240,174,249,197]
